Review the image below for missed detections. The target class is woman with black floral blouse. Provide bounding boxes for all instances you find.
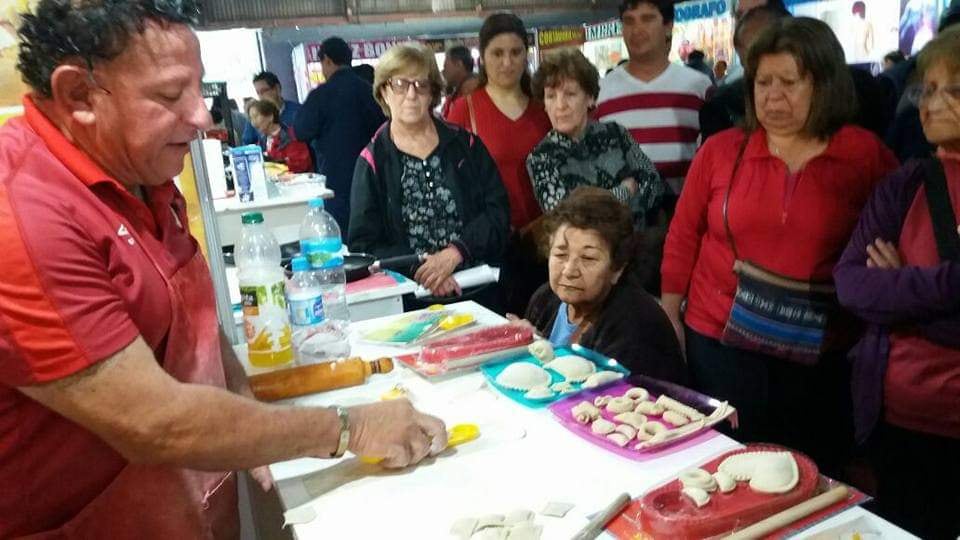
[350,43,509,303]
[526,49,665,228]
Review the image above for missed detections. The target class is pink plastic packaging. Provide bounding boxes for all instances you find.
[403,324,534,377]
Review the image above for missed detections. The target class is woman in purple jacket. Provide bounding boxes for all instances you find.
[834,27,960,540]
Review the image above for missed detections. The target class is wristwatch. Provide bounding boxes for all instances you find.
[331,406,350,458]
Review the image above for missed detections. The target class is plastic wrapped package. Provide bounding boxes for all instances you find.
[408,324,535,377]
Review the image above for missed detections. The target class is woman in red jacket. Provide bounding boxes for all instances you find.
[660,18,897,477]
[248,99,313,174]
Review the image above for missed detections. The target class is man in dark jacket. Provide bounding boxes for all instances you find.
[295,37,386,233]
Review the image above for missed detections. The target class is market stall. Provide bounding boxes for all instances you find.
[536,25,586,61]
[671,0,735,66]
[582,19,628,75]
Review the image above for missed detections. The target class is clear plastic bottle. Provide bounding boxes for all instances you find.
[286,256,324,350]
[236,212,293,367]
[299,198,349,323]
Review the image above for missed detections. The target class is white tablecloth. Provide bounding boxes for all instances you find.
[246,301,914,539]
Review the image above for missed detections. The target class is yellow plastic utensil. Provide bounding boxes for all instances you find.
[380,385,408,401]
[438,313,474,331]
[360,423,480,464]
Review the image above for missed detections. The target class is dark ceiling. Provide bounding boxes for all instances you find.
[199,0,622,29]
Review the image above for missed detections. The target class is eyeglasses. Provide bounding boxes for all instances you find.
[387,78,432,95]
[907,84,960,106]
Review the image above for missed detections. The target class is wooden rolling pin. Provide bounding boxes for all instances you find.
[722,486,849,540]
[248,357,394,401]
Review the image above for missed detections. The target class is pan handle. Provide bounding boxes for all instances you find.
[369,253,425,274]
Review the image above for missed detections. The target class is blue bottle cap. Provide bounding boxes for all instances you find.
[308,198,325,209]
[291,256,310,272]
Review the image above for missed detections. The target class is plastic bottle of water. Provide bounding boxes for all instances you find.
[236,212,293,367]
[286,256,324,351]
[298,198,350,361]
[299,198,349,323]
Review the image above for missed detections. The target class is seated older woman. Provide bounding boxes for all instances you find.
[526,48,663,227]
[524,187,686,383]
[247,99,313,174]
[834,26,960,540]
[349,43,509,301]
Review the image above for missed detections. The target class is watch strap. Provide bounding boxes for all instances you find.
[331,406,350,458]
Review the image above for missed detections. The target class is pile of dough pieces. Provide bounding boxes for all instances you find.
[493,340,623,401]
[677,451,800,508]
[450,509,543,540]
[570,385,707,451]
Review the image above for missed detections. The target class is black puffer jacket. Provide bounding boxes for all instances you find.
[525,274,688,385]
[348,117,510,266]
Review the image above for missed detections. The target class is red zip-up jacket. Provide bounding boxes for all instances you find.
[265,124,313,174]
[662,126,898,340]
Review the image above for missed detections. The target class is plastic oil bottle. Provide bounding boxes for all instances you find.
[236,212,294,367]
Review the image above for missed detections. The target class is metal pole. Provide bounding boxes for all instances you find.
[189,137,239,344]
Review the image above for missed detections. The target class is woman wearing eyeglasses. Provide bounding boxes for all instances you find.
[834,26,960,540]
[349,43,509,305]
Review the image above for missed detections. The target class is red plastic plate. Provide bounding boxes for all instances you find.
[635,445,819,539]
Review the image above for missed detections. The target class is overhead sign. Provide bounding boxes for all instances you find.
[537,26,586,50]
[674,0,730,23]
[306,38,410,62]
[584,20,622,42]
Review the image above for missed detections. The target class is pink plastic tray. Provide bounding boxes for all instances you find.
[548,379,730,461]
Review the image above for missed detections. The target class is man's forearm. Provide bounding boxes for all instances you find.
[141,384,340,471]
[219,329,254,397]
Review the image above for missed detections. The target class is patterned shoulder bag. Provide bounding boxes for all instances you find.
[719,138,841,365]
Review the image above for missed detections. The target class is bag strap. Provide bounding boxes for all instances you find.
[921,158,960,262]
[722,136,751,260]
[466,94,478,135]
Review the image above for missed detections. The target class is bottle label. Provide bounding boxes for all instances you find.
[289,294,325,326]
[240,281,292,359]
[301,237,344,269]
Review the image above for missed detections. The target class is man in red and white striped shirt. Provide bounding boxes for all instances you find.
[596,0,713,201]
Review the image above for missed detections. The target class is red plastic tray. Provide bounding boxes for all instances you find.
[614,445,820,539]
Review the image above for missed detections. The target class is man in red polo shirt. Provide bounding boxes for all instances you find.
[0,2,446,537]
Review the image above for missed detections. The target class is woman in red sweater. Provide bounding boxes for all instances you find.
[447,13,551,230]
[248,99,313,174]
[447,13,552,314]
[660,18,897,476]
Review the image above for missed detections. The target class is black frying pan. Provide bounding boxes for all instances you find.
[223,245,422,283]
